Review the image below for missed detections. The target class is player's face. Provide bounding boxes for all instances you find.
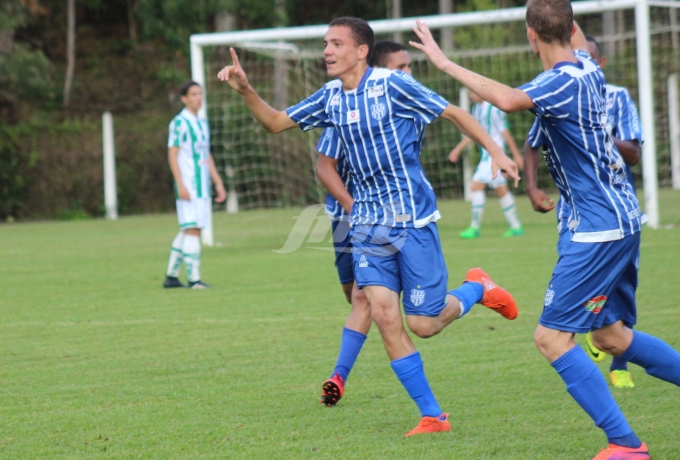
[323,26,367,78]
[384,50,412,74]
[181,85,203,113]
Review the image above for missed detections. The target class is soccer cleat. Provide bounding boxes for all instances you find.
[592,442,649,460]
[502,226,524,237]
[610,370,635,389]
[189,280,211,289]
[464,268,518,320]
[459,227,481,239]
[405,413,451,437]
[163,276,186,289]
[585,332,606,362]
[320,372,345,407]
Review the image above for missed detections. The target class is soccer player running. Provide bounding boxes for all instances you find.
[449,91,525,239]
[163,81,227,289]
[524,35,645,390]
[218,17,520,435]
[314,41,420,408]
[410,0,680,457]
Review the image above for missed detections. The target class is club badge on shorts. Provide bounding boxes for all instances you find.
[410,288,425,307]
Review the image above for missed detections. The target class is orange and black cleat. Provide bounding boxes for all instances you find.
[464,268,518,320]
[320,372,345,407]
[405,413,451,436]
[592,442,649,460]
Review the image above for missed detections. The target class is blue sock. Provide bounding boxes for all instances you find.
[391,352,442,417]
[610,356,628,372]
[332,327,367,382]
[448,282,484,318]
[619,330,680,386]
[552,346,640,448]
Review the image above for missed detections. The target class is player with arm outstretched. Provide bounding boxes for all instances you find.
[314,41,419,408]
[164,81,226,289]
[412,1,680,457]
[219,17,520,435]
[449,91,524,239]
[525,35,645,391]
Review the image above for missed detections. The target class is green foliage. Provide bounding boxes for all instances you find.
[0,42,54,102]
[0,122,38,220]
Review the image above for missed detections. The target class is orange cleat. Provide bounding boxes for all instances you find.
[592,442,649,460]
[464,268,518,320]
[405,413,451,437]
[320,372,345,407]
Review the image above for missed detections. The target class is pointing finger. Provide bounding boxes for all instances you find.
[230,47,241,68]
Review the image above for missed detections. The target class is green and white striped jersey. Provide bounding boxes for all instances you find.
[471,101,509,162]
[168,108,211,199]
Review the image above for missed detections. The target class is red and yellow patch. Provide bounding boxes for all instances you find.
[584,295,607,314]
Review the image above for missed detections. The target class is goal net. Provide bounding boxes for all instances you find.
[192,0,680,243]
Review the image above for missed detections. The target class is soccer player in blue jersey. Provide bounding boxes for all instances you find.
[314,41,417,408]
[524,34,645,391]
[218,17,520,435]
[412,0,680,457]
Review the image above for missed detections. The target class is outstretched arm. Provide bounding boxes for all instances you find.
[316,155,353,214]
[524,139,554,213]
[410,20,534,113]
[217,48,297,134]
[440,104,520,185]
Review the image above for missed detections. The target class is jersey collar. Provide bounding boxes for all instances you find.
[553,60,584,71]
[344,67,374,93]
[180,107,199,121]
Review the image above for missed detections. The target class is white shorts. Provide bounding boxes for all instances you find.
[176,198,209,230]
[472,158,507,189]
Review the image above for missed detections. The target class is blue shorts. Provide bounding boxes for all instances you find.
[351,223,448,317]
[331,220,354,285]
[542,232,640,334]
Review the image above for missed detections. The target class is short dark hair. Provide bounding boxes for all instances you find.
[179,80,200,97]
[369,41,407,68]
[329,17,374,55]
[585,35,602,60]
[526,0,573,45]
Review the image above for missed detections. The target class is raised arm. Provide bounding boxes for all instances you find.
[524,139,554,213]
[316,155,353,214]
[570,21,589,54]
[440,104,520,185]
[217,48,297,134]
[410,20,535,113]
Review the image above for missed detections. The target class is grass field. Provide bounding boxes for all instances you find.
[2,190,680,459]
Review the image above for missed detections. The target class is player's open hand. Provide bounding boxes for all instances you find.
[492,154,520,187]
[409,20,450,71]
[217,48,250,93]
[215,184,227,203]
[527,187,555,213]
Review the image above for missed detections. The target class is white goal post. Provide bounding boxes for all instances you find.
[191,0,676,245]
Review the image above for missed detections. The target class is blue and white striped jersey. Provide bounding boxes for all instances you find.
[287,67,447,228]
[317,128,353,222]
[520,50,644,242]
[604,83,644,188]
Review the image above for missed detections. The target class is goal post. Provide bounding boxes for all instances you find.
[191,0,680,242]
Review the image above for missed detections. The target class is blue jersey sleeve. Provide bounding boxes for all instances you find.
[316,128,344,160]
[527,119,544,148]
[387,72,448,125]
[611,89,643,143]
[286,87,333,132]
[519,70,576,121]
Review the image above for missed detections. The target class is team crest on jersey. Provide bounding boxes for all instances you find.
[544,289,554,306]
[410,288,425,307]
[368,85,384,98]
[371,103,386,120]
[359,255,368,268]
[584,295,607,314]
